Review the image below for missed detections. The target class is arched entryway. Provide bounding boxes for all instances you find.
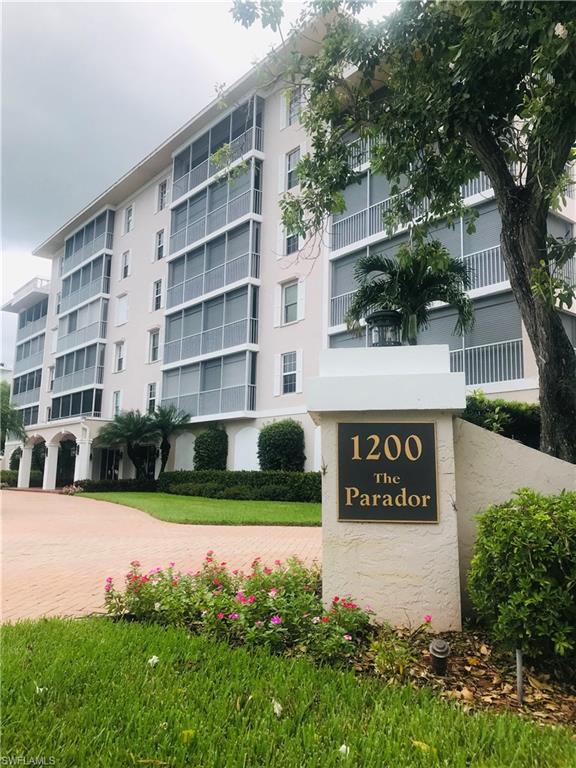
[16,435,46,488]
[56,437,77,488]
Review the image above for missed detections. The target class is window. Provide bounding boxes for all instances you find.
[112,390,122,417]
[124,205,134,233]
[286,148,300,190]
[114,342,125,372]
[121,251,130,279]
[282,351,297,394]
[116,294,128,325]
[286,230,299,255]
[146,383,157,414]
[157,180,168,211]
[153,279,162,311]
[282,281,298,324]
[148,329,160,363]
[48,366,55,391]
[287,86,301,126]
[155,230,165,260]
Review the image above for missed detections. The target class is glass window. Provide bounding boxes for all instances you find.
[121,251,130,279]
[147,383,157,414]
[222,353,246,388]
[183,306,202,337]
[287,86,301,126]
[149,330,160,362]
[286,148,300,190]
[124,205,134,233]
[112,390,122,416]
[153,280,162,311]
[158,180,168,211]
[283,281,298,324]
[115,342,125,372]
[155,230,165,260]
[180,364,200,394]
[166,313,183,343]
[172,202,188,233]
[169,256,185,288]
[286,231,299,255]
[174,148,191,181]
[201,358,222,391]
[225,288,248,324]
[227,224,250,259]
[203,297,224,330]
[282,351,297,394]
[206,236,226,270]
[116,295,128,325]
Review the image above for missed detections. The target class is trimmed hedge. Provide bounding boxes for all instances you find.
[258,419,306,471]
[193,425,228,470]
[159,470,321,503]
[461,391,540,450]
[469,489,576,664]
[78,478,158,493]
[0,470,43,488]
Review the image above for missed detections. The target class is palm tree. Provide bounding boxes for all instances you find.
[96,410,159,480]
[151,405,190,474]
[1,381,26,452]
[346,239,474,345]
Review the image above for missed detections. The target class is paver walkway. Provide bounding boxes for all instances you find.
[1,491,322,622]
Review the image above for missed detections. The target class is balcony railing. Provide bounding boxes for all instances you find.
[169,189,262,255]
[11,387,41,407]
[464,246,508,290]
[450,339,524,386]
[460,173,493,199]
[16,315,47,343]
[164,318,258,365]
[52,365,104,395]
[49,409,102,422]
[167,252,260,309]
[14,349,45,374]
[60,276,111,315]
[61,232,114,276]
[162,383,256,417]
[330,191,429,251]
[56,321,108,354]
[329,290,357,327]
[172,127,264,202]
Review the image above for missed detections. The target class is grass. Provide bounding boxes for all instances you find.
[82,491,321,526]
[3,619,574,768]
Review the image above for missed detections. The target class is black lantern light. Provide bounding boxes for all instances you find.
[365,309,402,347]
[429,638,451,676]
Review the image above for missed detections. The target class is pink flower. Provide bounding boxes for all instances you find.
[217,612,225,619]
[343,634,352,641]
[333,596,340,603]
[105,577,113,583]
[207,550,214,556]
[274,559,281,566]
[232,569,239,576]
[263,567,272,575]
[130,560,141,568]
[255,620,263,627]
[169,561,175,567]
[268,588,278,597]
[424,614,433,624]
[247,595,256,604]
[270,615,282,625]
[228,612,240,620]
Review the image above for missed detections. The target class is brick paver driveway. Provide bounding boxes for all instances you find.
[1,491,322,622]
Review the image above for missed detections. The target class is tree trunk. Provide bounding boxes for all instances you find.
[499,201,576,463]
[160,437,171,474]
[126,442,147,480]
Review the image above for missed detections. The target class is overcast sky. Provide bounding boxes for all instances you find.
[1,0,394,366]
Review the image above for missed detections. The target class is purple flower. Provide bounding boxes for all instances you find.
[270,615,282,625]
[228,612,240,620]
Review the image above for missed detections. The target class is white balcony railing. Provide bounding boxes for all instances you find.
[61,232,114,276]
[11,387,41,407]
[172,127,264,202]
[464,246,508,290]
[450,339,524,386]
[330,291,357,327]
[16,315,47,343]
[59,276,111,315]
[169,189,262,256]
[51,365,104,395]
[162,383,255,417]
[13,349,45,374]
[166,252,259,309]
[56,321,108,354]
[11,277,50,303]
[164,318,258,365]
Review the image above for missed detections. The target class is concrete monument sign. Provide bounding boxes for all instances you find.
[307,346,466,631]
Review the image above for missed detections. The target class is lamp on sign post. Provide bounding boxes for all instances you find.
[365,309,402,347]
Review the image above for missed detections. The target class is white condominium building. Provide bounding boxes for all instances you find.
[3,49,575,488]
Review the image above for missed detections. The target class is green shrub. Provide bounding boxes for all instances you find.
[0,469,42,487]
[193,425,228,470]
[159,469,321,502]
[78,478,158,493]
[461,391,540,449]
[468,489,576,662]
[258,419,306,471]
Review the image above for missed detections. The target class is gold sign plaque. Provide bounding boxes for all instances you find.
[337,422,438,523]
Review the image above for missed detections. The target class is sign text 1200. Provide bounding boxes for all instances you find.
[350,434,423,462]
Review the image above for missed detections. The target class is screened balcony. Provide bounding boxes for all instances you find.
[14,294,49,343]
[49,388,102,421]
[172,96,264,202]
[52,365,104,395]
[161,351,257,417]
[57,298,108,353]
[14,334,45,374]
[61,210,115,276]
[52,344,105,394]
[169,160,262,256]
[11,369,42,407]
[167,222,260,308]
[59,255,112,314]
[164,285,258,364]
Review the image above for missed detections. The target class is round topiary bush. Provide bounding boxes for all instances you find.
[468,489,576,663]
[193,425,228,471]
[257,419,306,472]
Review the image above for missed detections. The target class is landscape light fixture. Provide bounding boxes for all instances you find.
[429,638,451,675]
[365,309,402,347]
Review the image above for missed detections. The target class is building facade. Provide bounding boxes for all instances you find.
[3,60,576,488]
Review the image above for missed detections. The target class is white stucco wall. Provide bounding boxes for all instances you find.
[453,418,576,611]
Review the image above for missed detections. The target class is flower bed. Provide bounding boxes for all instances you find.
[105,554,373,664]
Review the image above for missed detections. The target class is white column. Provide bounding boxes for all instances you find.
[73,440,92,482]
[43,444,59,490]
[17,445,33,488]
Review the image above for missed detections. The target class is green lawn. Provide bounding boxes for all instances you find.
[83,491,321,526]
[3,619,574,768]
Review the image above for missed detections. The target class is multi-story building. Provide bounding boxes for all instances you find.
[3,55,575,489]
